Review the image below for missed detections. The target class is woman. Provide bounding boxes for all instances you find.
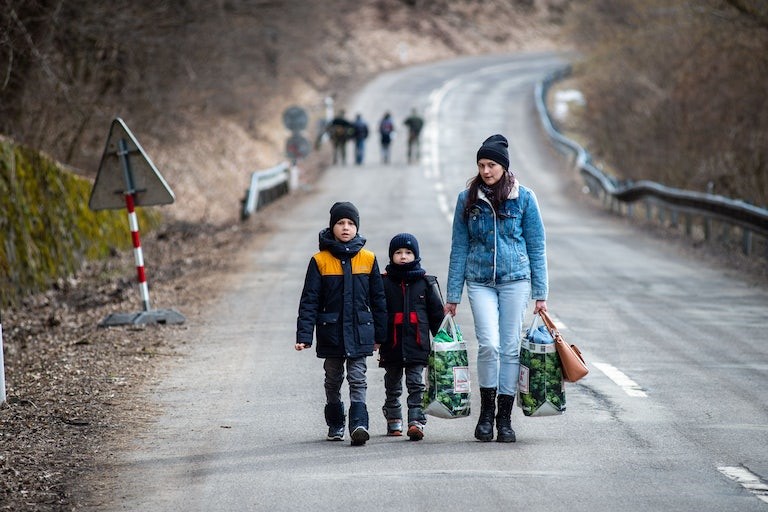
[444,134,548,443]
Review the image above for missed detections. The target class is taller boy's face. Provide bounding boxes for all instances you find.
[333,218,357,242]
[392,248,415,264]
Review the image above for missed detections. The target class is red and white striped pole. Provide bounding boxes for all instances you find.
[124,192,151,312]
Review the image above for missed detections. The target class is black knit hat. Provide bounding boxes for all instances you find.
[476,134,509,170]
[388,233,420,261]
[329,201,359,229]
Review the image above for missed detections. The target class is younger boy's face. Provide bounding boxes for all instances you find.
[332,218,357,242]
[392,248,415,264]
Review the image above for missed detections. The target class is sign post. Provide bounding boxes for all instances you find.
[89,118,185,327]
[282,106,311,190]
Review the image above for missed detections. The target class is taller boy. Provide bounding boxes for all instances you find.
[296,202,387,446]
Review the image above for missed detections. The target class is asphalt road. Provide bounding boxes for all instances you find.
[102,52,768,511]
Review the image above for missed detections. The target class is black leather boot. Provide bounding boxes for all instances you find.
[474,387,496,442]
[496,394,516,443]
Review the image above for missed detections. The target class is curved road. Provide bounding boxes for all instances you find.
[101,52,768,511]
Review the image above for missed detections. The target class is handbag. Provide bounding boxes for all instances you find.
[518,315,565,416]
[423,314,471,419]
[539,310,589,383]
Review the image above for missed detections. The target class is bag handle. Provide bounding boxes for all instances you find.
[437,313,459,340]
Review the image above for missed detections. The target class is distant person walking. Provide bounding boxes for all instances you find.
[403,108,424,164]
[352,113,369,165]
[378,111,395,164]
[327,110,354,165]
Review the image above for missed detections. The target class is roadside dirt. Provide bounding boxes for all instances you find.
[0,204,285,511]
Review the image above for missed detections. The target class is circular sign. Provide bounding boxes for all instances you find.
[285,133,311,159]
[282,106,308,132]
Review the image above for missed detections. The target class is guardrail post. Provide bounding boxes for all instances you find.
[290,162,299,191]
[704,217,712,242]
[743,229,753,256]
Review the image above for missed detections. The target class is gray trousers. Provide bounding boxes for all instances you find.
[324,357,367,404]
[383,365,426,421]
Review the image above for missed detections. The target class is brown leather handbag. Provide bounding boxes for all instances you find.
[539,311,589,383]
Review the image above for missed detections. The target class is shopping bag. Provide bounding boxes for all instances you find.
[423,314,471,419]
[518,315,565,417]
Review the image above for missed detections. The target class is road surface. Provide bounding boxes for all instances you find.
[99,52,768,512]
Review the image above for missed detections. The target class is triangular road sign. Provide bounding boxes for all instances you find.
[89,118,175,210]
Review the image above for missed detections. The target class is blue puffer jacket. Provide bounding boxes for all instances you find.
[296,229,387,358]
[446,182,548,303]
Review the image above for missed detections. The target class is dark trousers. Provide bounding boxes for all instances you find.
[382,365,425,421]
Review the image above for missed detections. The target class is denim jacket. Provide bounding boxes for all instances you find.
[446,182,548,303]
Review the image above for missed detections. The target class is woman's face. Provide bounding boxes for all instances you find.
[477,158,505,186]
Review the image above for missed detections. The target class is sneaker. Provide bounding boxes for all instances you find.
[327,426,344,441]
[350,426,370,446]
[386,419,403,436]
[407,423,424,441]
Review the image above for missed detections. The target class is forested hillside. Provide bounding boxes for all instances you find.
[566,0,768,207]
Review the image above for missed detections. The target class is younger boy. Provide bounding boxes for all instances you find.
[378,233,444,440]
[296,202,387,446]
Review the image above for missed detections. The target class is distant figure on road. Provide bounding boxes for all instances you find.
[295,202,387,446]
[352,113,369,165]
[378,111,395,164]
[403,108,424,164]
[379,233,444,441]
[444,134,549,444]
[327,110,355,165]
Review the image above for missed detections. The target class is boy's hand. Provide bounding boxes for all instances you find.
[295,343,309,351]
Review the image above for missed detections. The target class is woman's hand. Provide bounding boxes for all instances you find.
[295,343,309,351]
[533,300,547,314]
[444,302,458,317]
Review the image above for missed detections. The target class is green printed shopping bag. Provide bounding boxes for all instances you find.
[423,314,471,419]
[518,315,566,417]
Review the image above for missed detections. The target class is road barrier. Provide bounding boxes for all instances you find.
[241,161,295,221]
[536,66,768,257]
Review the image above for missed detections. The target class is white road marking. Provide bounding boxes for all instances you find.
[717,466,768,504]
[593,362,648,397]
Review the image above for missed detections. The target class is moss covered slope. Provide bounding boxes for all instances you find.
[0,137,160,307]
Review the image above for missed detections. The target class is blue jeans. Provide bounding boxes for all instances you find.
[467,280,530,395]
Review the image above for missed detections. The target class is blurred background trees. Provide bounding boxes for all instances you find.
[567,0,768,207]
[2,0,765,210]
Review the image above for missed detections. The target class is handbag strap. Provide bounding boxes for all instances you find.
[538,310,561,338]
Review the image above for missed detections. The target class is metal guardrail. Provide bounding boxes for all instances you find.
[241,161,293,221]
[535,66,768,255]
